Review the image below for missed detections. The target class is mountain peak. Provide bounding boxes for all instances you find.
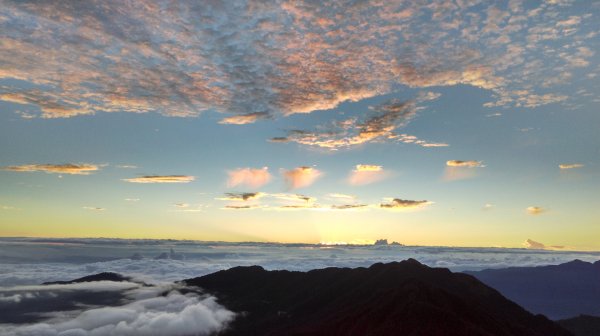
[184,261,571,335]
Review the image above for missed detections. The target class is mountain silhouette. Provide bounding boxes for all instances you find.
[42,272,132,285]
[558,315,600,336]
[467,259,600,320]
[184,259,571,335]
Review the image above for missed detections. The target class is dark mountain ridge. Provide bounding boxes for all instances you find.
[42,271,133,285]
[466,259,600,320]
[184,259,572,336]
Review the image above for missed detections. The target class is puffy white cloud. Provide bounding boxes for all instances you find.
[123,176,195,184]
[2,163,101,175]
[226,167,271,188]
[281,167,322,189]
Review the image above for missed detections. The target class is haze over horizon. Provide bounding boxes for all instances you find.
[1,0,599,251]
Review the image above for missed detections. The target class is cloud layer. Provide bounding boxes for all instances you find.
[0,1,595,120]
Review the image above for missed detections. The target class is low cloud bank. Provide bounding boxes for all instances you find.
[0,283,234,336]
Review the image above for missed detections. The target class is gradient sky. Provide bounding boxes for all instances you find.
[1,0,599,250]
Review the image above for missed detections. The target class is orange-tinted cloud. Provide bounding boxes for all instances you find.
[526,206,545,215]
[0,1,591,124]
[282,167,322,189]
[559,163,584,169]
[219,112,270,125]
[446,160,484,168]
[123,175,195,184]
[2,163,101,175]
[227,167,271,188]
[272,98,447,150]
[347,164,389,186]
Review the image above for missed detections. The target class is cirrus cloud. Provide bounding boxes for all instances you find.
[2,163,101,175]
[380,198,432,211]
[559,163,584,169]
[446,160,484,168]
[123,175,195,184]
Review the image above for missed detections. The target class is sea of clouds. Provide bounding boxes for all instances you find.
[1,238,599,335]
[1,237,600,286]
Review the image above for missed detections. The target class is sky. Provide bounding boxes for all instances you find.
[0,0,599,250]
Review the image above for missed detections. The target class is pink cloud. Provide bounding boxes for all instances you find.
[282,166,322,189]
[227,167,271,188]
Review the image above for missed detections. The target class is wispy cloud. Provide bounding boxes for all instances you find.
[226,167,271,188]
[2,163,101,175]
[173,203,190,208]
[219,112,270,125]
[217,192,265,202]
[272,98,447,150]
[282,167,322,189]
[326,193,356,201]
[347,164,389,186]
[446,160,484,168]
[380,198,432,211]
[559,163,584,169]
[222,205,266,210]
[526,206,545,215]
[330,204,369,210]
[122,175,195,184]
[524,239,564,250]
[82,206,105,211]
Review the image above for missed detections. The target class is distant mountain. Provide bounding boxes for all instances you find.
[42,272,132,285]
[466,259,600,320]
[558,315,600,336]
[184,259,571,336]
